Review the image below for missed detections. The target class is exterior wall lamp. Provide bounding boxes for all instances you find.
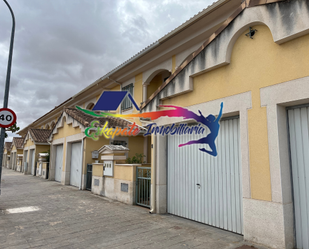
[245,27,257,39]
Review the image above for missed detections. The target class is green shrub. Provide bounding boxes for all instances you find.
[126,153,145,164]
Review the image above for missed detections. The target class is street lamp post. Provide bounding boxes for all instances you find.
[0,0,16,194]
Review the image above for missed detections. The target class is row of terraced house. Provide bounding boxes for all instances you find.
[2,1,309,248]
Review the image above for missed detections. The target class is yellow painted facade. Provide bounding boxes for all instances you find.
[24,137,35,148]
[110,85,121,92]
[35,145,50,161]
[128,136,145,161]
[92,163,104,177]
[147,74,162,99]
[53,123,82,140]
[114,165,135,182]
[162,25,309,201]
[134,73,143,108]
[23,137,34,164]
[83,137,109,175]
[4,149,10,156]
[53,121,82,172]
[23,134,50,169]
[11,145,23,154]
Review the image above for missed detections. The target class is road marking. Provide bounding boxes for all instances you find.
[6,206,40,214]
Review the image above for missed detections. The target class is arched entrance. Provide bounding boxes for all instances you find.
[143,69,171,102]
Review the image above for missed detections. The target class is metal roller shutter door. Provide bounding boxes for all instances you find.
[30,150,35,175]
[167,117,243,234]
[70,142,82,188]
[288,106,309,249]
[55,145,63,182]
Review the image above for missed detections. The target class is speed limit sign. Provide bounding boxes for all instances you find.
[0,108,17,128]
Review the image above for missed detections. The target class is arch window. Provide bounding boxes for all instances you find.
[121,83,134,110]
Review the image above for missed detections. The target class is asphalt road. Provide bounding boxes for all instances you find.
[0,168,266,249]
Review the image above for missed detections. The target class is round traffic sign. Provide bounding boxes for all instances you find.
[0,108,17,128]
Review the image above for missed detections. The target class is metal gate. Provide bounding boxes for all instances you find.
[86,164,92,191]
[167,117,243,234]
[288,106,309,249]
[136,167,151,208]
[46,162,49,179]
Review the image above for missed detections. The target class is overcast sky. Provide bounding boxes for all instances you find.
[0,0,214,141]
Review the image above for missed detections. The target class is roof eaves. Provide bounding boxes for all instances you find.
[48,109,66,142]
[157,0,228,43]
[17,0,231,135]
[141,0,285,109]
[12,137,24,149]
[70,0,231,100]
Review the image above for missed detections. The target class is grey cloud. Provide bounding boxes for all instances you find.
[0,0,213,135]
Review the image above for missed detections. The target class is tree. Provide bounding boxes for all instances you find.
[4,122,20,138]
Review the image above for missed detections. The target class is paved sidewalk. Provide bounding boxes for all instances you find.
[0,168,265,249]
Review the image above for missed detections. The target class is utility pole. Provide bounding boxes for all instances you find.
[0,0,16,194]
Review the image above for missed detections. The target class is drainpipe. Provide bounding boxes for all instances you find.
[107,77,122,114]
[149,134,156,213]
[79,135,86,190]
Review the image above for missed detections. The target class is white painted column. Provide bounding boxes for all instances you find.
[143,84,148,102]
[143,136,148,163]
[156,135,167,214]
[49,144,56,180]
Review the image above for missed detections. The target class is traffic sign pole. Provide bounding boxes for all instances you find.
[0,0,16,194]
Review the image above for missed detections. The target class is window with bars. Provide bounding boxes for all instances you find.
[121,83,134,110]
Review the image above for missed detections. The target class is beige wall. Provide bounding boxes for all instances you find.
[52,121,82,173]
[24,137,34,148]
[35,145,50,162]
[128,135,145,161]
[147,74,162,99]
[114,164,136,182]
[92,163,103,177]
[4,149,10,156]
[53,122,82,140]
[83,137,109,175]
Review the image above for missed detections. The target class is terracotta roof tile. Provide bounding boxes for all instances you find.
[29,129,51,143]
[4,142,12,150]
[12,137,24,149]
[64,108,131,128]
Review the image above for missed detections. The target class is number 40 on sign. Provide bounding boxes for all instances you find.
[0,108,17,128]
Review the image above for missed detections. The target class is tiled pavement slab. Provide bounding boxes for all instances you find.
[0,168,269,249]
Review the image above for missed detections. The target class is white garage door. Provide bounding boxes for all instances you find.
[24,150,28,172]
[288,106,309,249]
[167,117,243,234]
[70,142,82,188]
[55,145,63,182]
[29,149,35,175]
